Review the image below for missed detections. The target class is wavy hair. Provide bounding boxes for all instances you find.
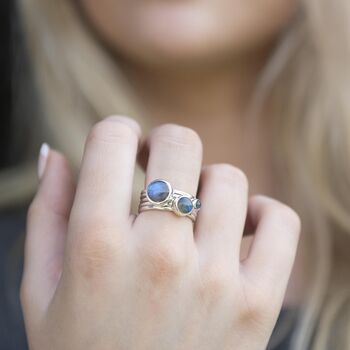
[6,0,350,348]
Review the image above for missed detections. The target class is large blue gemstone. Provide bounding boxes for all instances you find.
[177,196,194,214]
[147,180,170,202]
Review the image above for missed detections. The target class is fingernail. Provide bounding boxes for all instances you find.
[38,143,50,179]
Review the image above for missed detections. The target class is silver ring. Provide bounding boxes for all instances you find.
[138,179,201,222]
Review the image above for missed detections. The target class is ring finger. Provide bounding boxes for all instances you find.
[195,164,249,272]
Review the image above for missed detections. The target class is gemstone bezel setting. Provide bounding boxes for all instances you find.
[175,196,194,215]
[146,179,172,204]
[193,199,201,209]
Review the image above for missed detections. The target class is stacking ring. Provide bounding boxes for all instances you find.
[138,179,201,222]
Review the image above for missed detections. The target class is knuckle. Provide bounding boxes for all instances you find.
[151,124,203,153]
[27,198,44,221]
[204,163,248,190]
[104,115,141,136]
[198,263,234,301]
[266,201,301,235]
[280,205,301,232]
[73,209,117,233]
[247,291,269,316]
[70,226,120,279]
[241,295,270,325]
[140,241,187,285]
[87,119,137,145]
[27,192,69,224]
[19,279,37,314]
[239,281,272,323]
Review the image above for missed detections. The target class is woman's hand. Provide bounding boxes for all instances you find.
[21,116,300,350]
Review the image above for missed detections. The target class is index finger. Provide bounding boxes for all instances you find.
[69,116,141,231]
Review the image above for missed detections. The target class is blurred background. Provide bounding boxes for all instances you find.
[1,0,350,349]
[0,2,29,349]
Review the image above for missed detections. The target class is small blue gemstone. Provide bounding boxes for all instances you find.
[178,196,194,214]
[194,199,201,209]
[147,180,170,202]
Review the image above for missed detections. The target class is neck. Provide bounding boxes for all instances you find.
[119,53,268,125]
[120,55,272,189]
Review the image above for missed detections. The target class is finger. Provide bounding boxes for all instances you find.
[68,115,141,234]
[21,146,75,317]
[195,164,248,271]
[136,124,203,230]
[242,195,301,289]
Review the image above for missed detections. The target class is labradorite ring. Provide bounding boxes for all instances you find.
[138,179,201,222]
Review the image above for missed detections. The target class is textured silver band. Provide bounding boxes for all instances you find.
[138,180,201,222]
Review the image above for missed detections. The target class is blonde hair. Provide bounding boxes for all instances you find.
[9,0,350,348]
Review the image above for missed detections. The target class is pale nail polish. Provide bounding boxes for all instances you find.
[38,143,50,179]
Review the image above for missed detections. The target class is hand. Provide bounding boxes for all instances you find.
[21,116,301,350]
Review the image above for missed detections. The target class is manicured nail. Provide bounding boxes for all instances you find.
[38,143,50,179]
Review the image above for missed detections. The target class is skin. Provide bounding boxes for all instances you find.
[22,117,300,350]
[21,0,303,349]
[78,0,298,68]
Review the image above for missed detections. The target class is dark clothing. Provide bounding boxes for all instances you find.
[0,206,28,350]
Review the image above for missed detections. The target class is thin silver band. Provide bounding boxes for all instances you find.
[139,191,198,221]
[138,180,201,222]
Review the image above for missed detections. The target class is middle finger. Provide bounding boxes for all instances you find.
[136,124,203,231]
